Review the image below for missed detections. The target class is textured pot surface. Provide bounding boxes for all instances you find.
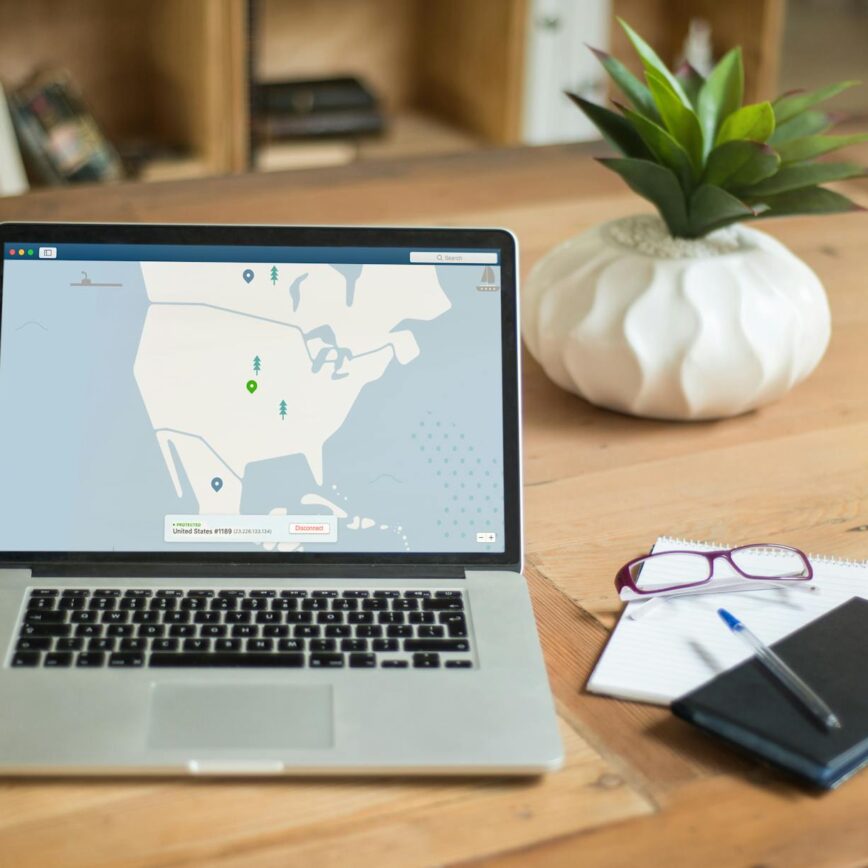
[522,215,831,420]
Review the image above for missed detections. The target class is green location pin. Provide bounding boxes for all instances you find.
[246,379,258,395]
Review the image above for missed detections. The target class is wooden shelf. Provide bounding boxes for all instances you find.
[0,0,787,189]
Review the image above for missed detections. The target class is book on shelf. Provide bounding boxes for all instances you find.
[0,83,28,197]
[9,68,124,186]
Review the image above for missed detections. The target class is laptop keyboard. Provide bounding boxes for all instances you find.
[9,588,473,670]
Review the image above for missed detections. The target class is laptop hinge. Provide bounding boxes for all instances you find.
[28,562,467,580]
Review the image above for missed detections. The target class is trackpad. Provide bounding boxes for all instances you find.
[148,684,334,749]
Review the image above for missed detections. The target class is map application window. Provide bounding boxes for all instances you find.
[0,243,505,554]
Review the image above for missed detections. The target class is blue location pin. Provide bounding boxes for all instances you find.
[211,477,223,492]
[242,269,254,284]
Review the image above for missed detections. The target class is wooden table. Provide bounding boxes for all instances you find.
[1,146,867,867]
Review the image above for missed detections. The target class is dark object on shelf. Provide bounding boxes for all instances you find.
[9,69,124,186]
[252,76,385,141]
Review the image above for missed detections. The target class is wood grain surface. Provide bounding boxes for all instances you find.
[0,145,866,867]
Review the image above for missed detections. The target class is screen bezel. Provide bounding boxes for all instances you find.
[0,222,521,575]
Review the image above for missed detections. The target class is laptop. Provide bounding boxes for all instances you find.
[0,223,562,775]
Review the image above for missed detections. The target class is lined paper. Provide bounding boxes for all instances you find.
[587,537,868,705]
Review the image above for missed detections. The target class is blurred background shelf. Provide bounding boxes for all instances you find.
[0,0,864,194]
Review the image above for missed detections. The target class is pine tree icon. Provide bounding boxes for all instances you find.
[279,400,288,421]
[270,266,279,285]
[253,355,261,375]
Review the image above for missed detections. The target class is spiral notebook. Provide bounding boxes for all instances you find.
[588,537,868,705]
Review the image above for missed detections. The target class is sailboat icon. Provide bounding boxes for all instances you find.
[476,265,499,292]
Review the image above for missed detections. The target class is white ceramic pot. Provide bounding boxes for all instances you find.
[522,215,831,420]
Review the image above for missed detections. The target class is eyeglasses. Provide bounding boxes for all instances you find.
[615,544,813,600]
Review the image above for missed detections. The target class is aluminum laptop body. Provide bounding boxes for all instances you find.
[0,223,562,776]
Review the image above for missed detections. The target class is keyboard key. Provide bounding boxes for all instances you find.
[16,637,51,651]
[330,599,357,611]
[317,611,343,625]
[106,624,134,638]
[278,639,305,652]
[218,590,246,598]
[225,611,251,624]
[30,588,59,597]
[121,638,147,652]
[302,598,328,611]
[183,639,211,652]
[271,599,296,611]
[391,598,418,611]
[417,626,445,638]
[149,597,176,611]
[209,598,236,611]
[241,598,266,611]
[56,637,84,652]
[11,651,40,667]
[355,625,382,638]
[169,624,195,638]
[71,610,98,623]
[310,653,344,668]
[422,599,463,611]
[263,625,289,638]
[325,625,351,638]
[310,639,336,652]
[186,590,213,598]
[280,590,307,598]
[372,639,399,652]
[386,625,413,639]
[349,653,376,668]
[373,590,399,598]
[194,612,220,625]
[435,590,463,598]
[286,611,313,624]
[89,638,115,652]
[445,660,473,668]
[180,597,206,611]
[348,612,374,625]
[413,653,441,668]
[362,599,388,611]
[200,625,227,638]
[156,589,183,598]
[102,610,129,624]
[255,611,280,624]
[404,639,470,653]
[247,639,273,652]
[341,590,369,598]
[295,625,320,638]
[215,639,241,652]
[152,638,179,652]
[109,653,144,667]
[138,624,165,638]
[341,639,367,652]
[89,597,116,611]
[58,597,86,611]
[28,596,57,610]
[150,653,304,667]
[124,589,152,597]
[381,660,409,668]
[61,589,89,597]
[21,623,71,638]
[312,590,338,598]
[163,611,189,624]
[404,590,431,599]
[132,611,160,624]
[76,652,106,667]
[93,589,122,597]
[44,652,73,667]
[25,610,66,624]
[119,597,146,611]
[75,624,102,638]
[231,625,257,638]
[378,612,404,625]
[409,612,435,625]
[249,590,275,598]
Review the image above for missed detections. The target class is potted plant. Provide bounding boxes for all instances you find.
[522,19,867,420]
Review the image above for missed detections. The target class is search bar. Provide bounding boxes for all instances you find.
[410,251,498,264]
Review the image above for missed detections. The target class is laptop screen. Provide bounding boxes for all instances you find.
[0,239,506,557]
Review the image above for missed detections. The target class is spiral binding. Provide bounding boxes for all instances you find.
[657,536,868,569]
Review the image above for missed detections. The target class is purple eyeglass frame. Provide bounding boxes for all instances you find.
[615,544,814,597]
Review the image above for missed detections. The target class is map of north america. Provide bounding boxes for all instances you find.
[133,262,451,519]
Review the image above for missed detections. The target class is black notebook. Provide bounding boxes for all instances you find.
[672,598,868,789]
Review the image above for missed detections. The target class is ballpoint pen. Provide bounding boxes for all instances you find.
[717,608,842,731]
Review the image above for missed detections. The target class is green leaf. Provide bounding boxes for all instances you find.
[645,68,704,168]
[703,141,780,188]
[751,185,865,218]
[565,92,651,158]
[697,48,744,155]
[617,18,690,105]
[773,80,859,125]
[738,162,867,196]
[597,157,689,236]
[769,110,834,145]
[588,46,660,121]
[715,102,775,146]
[619,103,697,190]
[688,184,757,237]
[675,62,705,106]
[776,133,868,164]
